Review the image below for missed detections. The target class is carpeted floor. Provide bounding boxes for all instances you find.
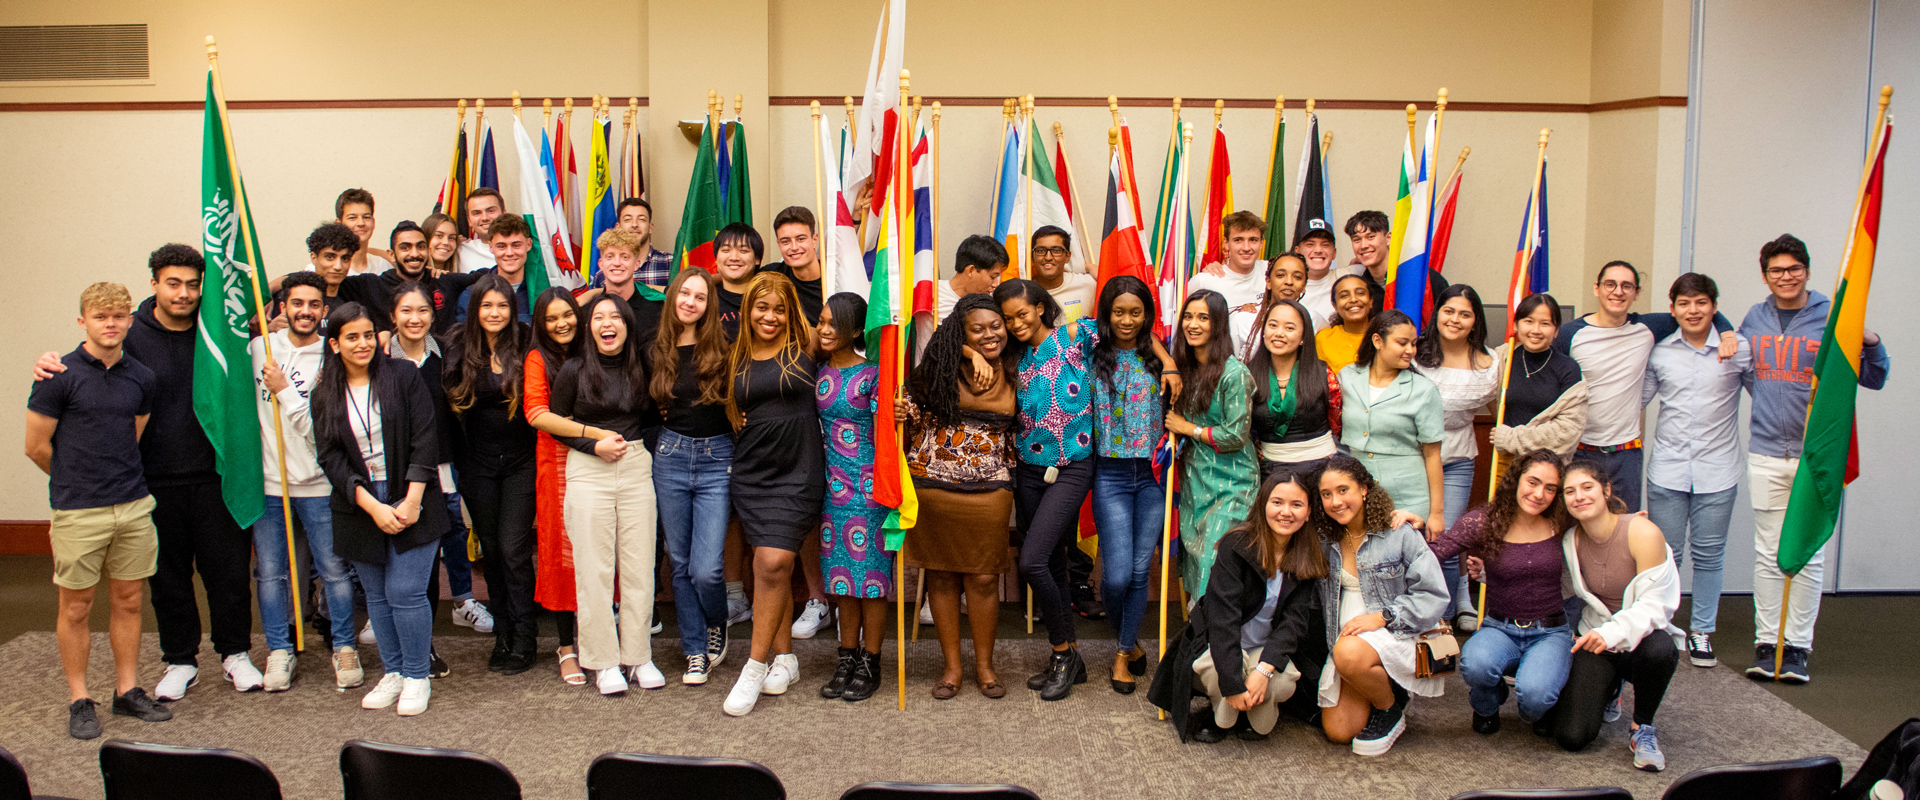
[0,631,1867,800]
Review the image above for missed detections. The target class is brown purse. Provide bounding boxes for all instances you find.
[1413,622,1461,678]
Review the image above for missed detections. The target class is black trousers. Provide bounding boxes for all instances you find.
[1014,460,1094,647]
[461,459,538,646]
[148,481,254,664]
[1552,632,1678,751]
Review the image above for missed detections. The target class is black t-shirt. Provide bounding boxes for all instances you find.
[1501,345,1584,427]
[758,263,824,325]
[549,353,659,453]
[446,343,535,476]
[717,287,743,342]
[27,347,155,510]
[662,344,732,439]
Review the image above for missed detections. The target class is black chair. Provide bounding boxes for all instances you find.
[586,752,784,800]
[839,782,1040,800]
[1662,755,1843,800]
[99,740,281,800]
[1451,789,1632,800]
[0,747,78,800]
[340,740,520,800]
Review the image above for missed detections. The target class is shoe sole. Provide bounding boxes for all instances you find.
[1689,655,1719,668]
[1745,667,1776,680]
[1351,717,1406,757]
[1632,743,1665,772]
[155,677,198,702]
[228,674,264,692]
[683,674,709,686]
[362,698,399,710]
[1777,672,1809,685]
[397,706,428,717]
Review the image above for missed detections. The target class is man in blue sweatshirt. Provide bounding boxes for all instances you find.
[1739,233,1889,685]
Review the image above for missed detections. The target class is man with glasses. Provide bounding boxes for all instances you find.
[1554,261,1733,511]
[1738,234,1889,685]
[1028,225,1096,323]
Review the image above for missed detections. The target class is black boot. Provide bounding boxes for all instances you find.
[499,629,537,676]
[1038,647,1085,701]
[820,647,858,699]
[487,633,513,673]
[842,650,883,702]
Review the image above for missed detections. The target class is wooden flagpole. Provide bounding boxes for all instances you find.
[1443,146,1471,193]
[932,101,942,287]
[511,91,521,120]
[472,98,486,191]
[1020,95,1036,280]
[896,68,912,711]
[1489,128,1551,502]
[1203,99,1224,260]
[1051,122,1096,270]
[988,99,1013,242]
[1155,120,1196,721]
[811,101,828,298]
[445,100,467,223]
[207,36,302,653]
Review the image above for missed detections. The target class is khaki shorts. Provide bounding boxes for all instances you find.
[50,495,158,590]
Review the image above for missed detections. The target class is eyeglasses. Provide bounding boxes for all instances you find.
[1599,280,1638,293]
[1031,246,1069,258]
[1765,264,1808,278]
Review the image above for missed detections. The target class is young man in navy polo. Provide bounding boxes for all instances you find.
[26,282,173,739]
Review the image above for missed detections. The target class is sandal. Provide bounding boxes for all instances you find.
[557,648,587,686]
[977,680,1006,699]
[931,681,960,700]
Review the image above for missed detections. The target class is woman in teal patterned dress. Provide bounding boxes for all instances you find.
[1165,289,1258,599]
[814,292,893,702]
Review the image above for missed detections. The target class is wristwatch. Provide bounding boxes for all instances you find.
[1255,662,1278,678]
[1379,607,1396,626]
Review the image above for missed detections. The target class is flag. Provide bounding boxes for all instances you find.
[555,111,581,265]
[433,120,469,235]
[1151,122,1194,340]
[512,115,580,295]
[1118,119,1152,264]
[1199,122,1233,267]
[863,117,917,550]
[723,119,754,228]
[1262,110,1287,259]
[990,119,1022,276]
[1386,113,1436,329]
[847,0,904,222]
[1428,166,1463,275]
[1503,158,1550,335]
[1009,116,1081,274]
[717,121,734,207]
[620,115,646,201]
[197,71,267,529]
[823,122,867,298]
[582,114,618,283]
[476,117,498,191]
[1290,113,1327,246]
[909,114,937,336]
[1052,138,1075,220]
[538,123,577,276]
[1097,143,1152,296]
[1778,117,1892,576]
[673,115,724,275]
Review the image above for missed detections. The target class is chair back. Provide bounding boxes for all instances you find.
[1450,789,1633,800]
[0,747,33,800]
[586,753,784,800]
[839,782,1041,800]
[340,740,520,800]
[99,740,282,800]
[1662,756,1843,800]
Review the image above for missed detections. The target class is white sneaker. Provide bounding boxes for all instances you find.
[396,677,431,716]
[918,601,933,625]
[450,599,494,633]
[262,649,294,692]
[154,664,198,701]
[333,647,364,690]
[628,662,667,690]
[724,659,771,716]
[762,653,800,695]
[726,593,753,626]
[358,621,377,645]
[224,652,264,692]
[361,673,404,709]
[791,599,831,639]
[597,667,629,696]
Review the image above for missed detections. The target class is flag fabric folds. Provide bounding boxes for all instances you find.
[909,115,937,336]
[512,115,580,295]
[1503,158,1550,335]
[1290,113,1327,246]
[1097,142,1152,297]
[538,124,578,278]
[673,115,724,276]
[434,120,469,234]
[1199,123,1233,267]
[1011,116,1081,274]
[990,119,1022,271]
[1428,166,1463,275]
[582,114,618,283]
[1777,117,1893,576]
[723,119,754,228]
[821,120,868,299]
[1385,113,1436,329]
[197,71,268,529]
[618,115,645,202]
[1262,112,1287,259]
[1151,122,1193,340]
[555,112,582,265]
[476,118,498,191]
[846,0,904,218]
[862,119,916,550]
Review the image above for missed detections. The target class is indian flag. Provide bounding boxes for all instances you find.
[1777,115,1893,576]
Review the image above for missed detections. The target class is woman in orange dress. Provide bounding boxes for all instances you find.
[524,288,586,685]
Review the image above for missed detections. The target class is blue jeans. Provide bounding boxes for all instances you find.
[654,430,733,657]
[1646,484,1736,633]
[252,495,356,651]
[1459,618,1574,721]
[437,481,473,602]
[1091,457,1163,651]
[1580,446,1644,512]
[1439,458,1475,615]
[350,482,437,679]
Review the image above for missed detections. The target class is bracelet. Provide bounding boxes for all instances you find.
[1161,370,1178,375]
[1255,663,1277,677]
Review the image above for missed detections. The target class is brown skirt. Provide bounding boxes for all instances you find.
[905,486,1014,575]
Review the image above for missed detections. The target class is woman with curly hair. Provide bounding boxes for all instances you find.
[1426,449,1571,735]
[1314,455,1449,756]
[897,294,1020,699]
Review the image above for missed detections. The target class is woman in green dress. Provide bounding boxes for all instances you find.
[1337,309,1446,536]
[1165,289,1257,598]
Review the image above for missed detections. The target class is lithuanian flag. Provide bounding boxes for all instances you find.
[1778,115,1893,576]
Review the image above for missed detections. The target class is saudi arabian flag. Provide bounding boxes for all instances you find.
[197,71,267,529]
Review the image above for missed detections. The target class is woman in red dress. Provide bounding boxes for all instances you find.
[524,288,587,685]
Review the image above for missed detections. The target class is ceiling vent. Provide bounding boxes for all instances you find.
[0,24,148,82]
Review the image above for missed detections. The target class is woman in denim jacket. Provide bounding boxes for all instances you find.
[1313,454,1450,756]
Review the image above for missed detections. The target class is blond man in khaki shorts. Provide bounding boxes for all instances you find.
[25,281,173,739]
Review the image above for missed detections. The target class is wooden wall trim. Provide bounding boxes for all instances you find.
[0,520,51,556]
[0,95,1684,114]
[0,96,647,113]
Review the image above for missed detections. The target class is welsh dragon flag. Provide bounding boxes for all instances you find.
[197,71,267,528]
[511,115,578,295]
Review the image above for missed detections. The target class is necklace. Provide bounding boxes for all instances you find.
[1522,346,1553,379]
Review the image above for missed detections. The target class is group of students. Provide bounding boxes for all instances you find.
[27,185,1888,768]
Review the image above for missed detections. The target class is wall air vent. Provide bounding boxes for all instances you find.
[0,24,148,82]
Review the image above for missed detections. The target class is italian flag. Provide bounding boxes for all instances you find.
[1778,116,1893,576]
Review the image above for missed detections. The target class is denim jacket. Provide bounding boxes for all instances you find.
[1316,522,1450,654]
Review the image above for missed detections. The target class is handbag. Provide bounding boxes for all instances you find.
[1413,622,1461,678]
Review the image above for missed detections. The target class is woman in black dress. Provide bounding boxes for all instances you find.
[721,272,825,716]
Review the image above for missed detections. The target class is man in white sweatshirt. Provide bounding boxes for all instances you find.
[249,272,363,692]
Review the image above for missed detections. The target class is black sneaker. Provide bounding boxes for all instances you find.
[112,688,173,722]
[1191,717,1230,744]
[1070,583,1106,621]
[820,647,858,699]
[69,698,101,740]
[487,637,513,673]
[1686,632,1717,668]
[1352,682,1410,756]
[1746,644,1777,680]
[1472,711,1501,735]
[706,626,729,668]
[429,649,451,679]
[1778,646,1811,684]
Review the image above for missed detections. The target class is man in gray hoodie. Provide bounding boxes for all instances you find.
[1738,233,1889,685]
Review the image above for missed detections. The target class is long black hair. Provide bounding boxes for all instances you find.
[1353,308,1416,370]
[1091,275,1156,394]
[909,294,1013,429]
[1171,289,1234,416]
[1414,284,1490,369]
[821,291,869,358]
[311,302,381,461]
[1246,298,1328,419]
[530,287,582,384]
[444,274,531,415]
[991,279,1062,360]
[575,294,648,408]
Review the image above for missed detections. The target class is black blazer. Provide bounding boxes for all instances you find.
[1148,531,1325,740]
[316,358,448,565]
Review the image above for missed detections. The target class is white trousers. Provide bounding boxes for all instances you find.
[1748,453,1824,649]
[1193,646,1300,734]
[566,443,659,671]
